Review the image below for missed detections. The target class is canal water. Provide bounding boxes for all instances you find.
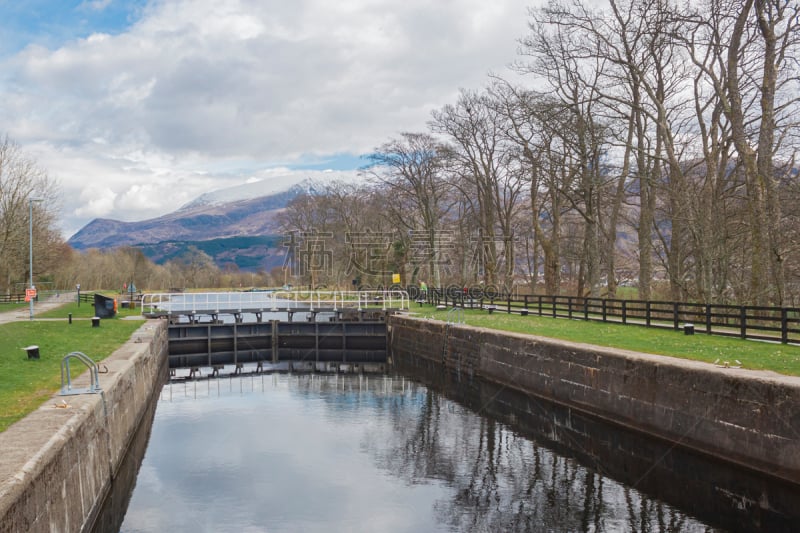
[107,372,725,533]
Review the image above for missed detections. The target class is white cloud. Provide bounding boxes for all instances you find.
[0,0,532,237]
[76,185,117,218]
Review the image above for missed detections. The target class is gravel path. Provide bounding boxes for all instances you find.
[0,292,77,325]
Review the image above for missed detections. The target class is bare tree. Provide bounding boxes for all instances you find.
[431,89,527,290]
[491,83,571,295]
[518,5,616,297]
[367,133,453,286]
[0,136,62,294]
[717,0,800,304]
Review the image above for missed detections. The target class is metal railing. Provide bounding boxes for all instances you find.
[446,307,464,324]
[60,352,102,395]
[141,289,411,317]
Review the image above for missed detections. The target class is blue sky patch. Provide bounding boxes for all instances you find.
[289,153,368,171]
[0,0,146,54]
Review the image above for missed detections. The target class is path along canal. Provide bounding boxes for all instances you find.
[89,370,748,533]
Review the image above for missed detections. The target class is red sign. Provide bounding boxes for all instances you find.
[25,288,37,302]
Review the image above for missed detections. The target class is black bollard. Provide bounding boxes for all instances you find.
[24,345,40,360]
[68,313,72,324]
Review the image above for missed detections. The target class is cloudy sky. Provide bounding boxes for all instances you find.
[0,0,534,237]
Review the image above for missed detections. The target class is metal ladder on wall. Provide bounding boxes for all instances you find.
[446,306,464,325]
[441,307,464,362]
[60,351,102,395]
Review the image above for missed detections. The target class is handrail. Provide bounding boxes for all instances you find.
[141,290,411,317]
[60,351,102,395]
[447,307,464,324]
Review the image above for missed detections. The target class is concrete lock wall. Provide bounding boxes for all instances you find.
[389,315,800,485]
[0,320,168,533]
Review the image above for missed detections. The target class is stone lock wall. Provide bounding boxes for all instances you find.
[389,315,800,485]
[0,320,168,533]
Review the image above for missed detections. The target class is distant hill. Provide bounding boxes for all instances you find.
[137,235,288,272]
[68,187,299,250]
[67,171,358,271]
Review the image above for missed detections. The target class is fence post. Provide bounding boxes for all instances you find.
[705,304,712,334]
[645,301,651,327]
[673,302,679,330]
[538,295,543,316]
[507,293,511,314]
[524,295,529,312]
[622,300,627,324]
[583,298,589,320]
[568,297,573,319]
[602,299,607,322]
[781,308,788,344]
[740,306,747,339]
[552,296,557,318]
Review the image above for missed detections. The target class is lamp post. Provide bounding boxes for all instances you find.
[28,196,43,320]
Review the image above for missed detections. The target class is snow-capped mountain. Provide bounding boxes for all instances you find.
[67,169,362,270]
[179,170,359,210]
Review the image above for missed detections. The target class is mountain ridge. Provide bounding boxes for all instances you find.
[66,171,361,271]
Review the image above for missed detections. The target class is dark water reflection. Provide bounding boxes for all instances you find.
[109,373,726,533]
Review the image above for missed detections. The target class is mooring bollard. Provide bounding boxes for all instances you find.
[91,316,100,328]
[24,345,40,360]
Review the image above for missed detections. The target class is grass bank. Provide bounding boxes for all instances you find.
[420,306,800,377]
[37,300,143,320]
[0,310,144,432]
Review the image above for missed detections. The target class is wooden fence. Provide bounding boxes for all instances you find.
[0,293,27,304]
[426,289,800,345]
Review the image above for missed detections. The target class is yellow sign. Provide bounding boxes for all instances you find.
[392,273,400,284]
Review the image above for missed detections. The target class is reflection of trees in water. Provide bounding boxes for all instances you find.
[368,384,709,533]
[374,387,459,484]
[623,488,693,533]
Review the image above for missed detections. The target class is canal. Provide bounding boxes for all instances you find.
[93,371,734,533]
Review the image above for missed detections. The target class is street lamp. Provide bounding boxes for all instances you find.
[28,196,43,320]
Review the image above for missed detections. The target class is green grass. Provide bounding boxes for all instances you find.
[421,306,800,377]
[0,315,143,432]
[613,286,639,299]
[37,300,143,320]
